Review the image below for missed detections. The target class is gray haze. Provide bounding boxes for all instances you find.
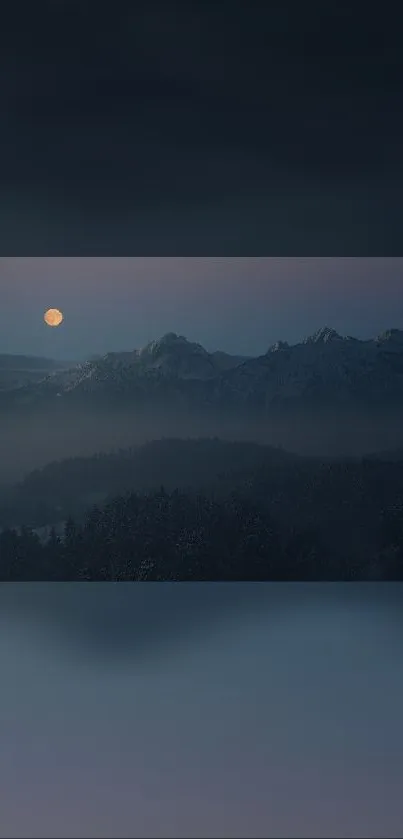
[0,583,402,838]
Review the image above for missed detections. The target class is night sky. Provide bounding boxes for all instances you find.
[1,257,403,359]
[0,2,402,254]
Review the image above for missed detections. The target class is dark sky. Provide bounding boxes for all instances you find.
[0,1,402,254]
[1,257,403,359]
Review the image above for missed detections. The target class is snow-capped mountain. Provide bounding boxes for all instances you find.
[302,326,343,344]
[218,326,403,410]
[25,333,249,397]
[135,333,219,378]
[4,328,403,414]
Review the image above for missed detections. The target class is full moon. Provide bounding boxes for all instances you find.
[44,308,64,327]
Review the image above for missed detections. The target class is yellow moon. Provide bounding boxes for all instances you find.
[44,308,64,327]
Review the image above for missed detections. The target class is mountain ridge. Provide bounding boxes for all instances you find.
[3,327,403,412]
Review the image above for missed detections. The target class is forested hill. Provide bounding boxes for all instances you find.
[0,438,403,581]
[0,439,299,530]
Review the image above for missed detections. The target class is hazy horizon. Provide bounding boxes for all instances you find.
[1,257,403,360]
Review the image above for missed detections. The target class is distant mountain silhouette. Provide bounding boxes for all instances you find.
[15,326,402,412]
[1,329,403,470]
[0,354,72,392]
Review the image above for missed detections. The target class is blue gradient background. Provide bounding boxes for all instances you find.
[0,583,402,838]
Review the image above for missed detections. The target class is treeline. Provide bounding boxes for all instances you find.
[0,486,402,581]
[1,438,403,581]
[0,439,299,530]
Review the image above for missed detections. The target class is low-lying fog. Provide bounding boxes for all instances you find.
[1,405,403,482]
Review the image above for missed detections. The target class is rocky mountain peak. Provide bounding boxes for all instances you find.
[268,340,289,353]
[303,326,343,345]
[376,328,403,344]
[139,333,207,359]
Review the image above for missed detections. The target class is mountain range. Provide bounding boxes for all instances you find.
[3,326,403,411]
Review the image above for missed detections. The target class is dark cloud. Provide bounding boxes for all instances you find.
[0,2,402,253]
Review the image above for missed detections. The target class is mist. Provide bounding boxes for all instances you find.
[0,584,402,837]
[1,402,403,484]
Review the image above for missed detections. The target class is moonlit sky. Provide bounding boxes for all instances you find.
[1,257,403,360]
